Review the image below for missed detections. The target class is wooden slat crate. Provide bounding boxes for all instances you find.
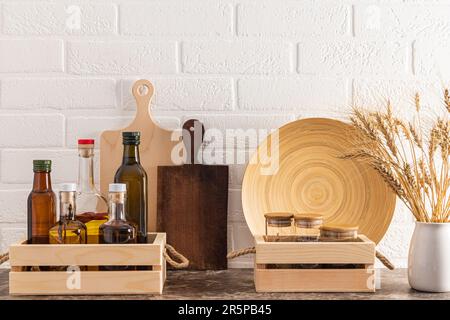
[9,233,166,295]
[254,234,376,293]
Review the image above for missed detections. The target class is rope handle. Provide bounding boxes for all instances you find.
[164,244,189,269]
[1,244,191,270]
[0,252,8,265]
[376,250,395,270]
[227,247,395,270]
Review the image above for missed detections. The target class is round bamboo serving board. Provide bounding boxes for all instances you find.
[242,118,396,244]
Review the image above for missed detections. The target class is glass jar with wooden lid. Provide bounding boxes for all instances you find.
[264,212,294,242]
[320,224,359,242]
[294,213,323,241]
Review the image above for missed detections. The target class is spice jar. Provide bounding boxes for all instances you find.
[320,224,359,242]
[294,213,323,242]
[319,224,359,269]
[264,212,294,242]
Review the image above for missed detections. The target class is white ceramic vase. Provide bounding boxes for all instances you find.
[408,222,450,292]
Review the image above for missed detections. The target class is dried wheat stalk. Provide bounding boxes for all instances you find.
[345,90,450,222]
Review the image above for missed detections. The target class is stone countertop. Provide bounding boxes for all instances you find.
[1,268,449,300]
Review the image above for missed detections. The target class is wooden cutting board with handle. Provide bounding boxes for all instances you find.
[157,119,229,270]
[100,79,178,232]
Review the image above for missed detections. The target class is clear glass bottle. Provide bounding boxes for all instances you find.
[100,183,137,245]
[75,139,108,244]
[114,132,148,243]
[27,160,57,244]
[49,183,87,245]
[294,213,323,242]
[264,212,294,242]
[100,184,137,271]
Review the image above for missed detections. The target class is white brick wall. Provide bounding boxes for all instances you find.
[1,0,450,269]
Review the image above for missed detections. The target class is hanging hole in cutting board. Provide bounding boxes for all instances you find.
[137,84,149,96]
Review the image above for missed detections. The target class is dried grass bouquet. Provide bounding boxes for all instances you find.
[345,90,450,222]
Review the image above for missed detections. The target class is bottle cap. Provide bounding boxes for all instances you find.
[122,131,141,145]
[33,160,52,172]
[60,183,77,192]
[109,183,126,192]
[78,139,95,145]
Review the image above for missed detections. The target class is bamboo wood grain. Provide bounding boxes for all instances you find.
[100,79,179,232]
[254,268,376,293]
[255,235,375,264]
[242,118,396,244]
[9,271,163,295]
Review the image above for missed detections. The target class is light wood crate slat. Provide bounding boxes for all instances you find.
[10,233,165,267]
[254,268,376,293]
[253,234,377,292]
[10,270,163,295]
[255,235,375,264]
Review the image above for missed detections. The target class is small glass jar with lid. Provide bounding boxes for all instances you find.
[320,224,359,242]
[294,213,323,242]
[264,212,294,242]
[320,224,359,269]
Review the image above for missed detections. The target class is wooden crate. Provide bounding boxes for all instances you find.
[9,233,166,295]
[254,234,376,293]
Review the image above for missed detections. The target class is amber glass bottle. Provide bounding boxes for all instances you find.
[27,160,57,244]
[114,132,148,242]
[49,183,87,245]
[75,139,108,243]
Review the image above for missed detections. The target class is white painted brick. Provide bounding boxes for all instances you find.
[355,4,450,39]
[231,222,254,251]
[0,226,26,253]
[228,189,244,223]
[0,149,79,184]
[238,1,350,37]
[66,116,180,147]
[121,78,233,112]
[415,39,450,78]
[183,114,294,151]
[0,39,63,73]
[1,78,117,109]
[182,41,294,74]
[298,41,409,75]
[377,223,415,261]
[0,114,64,147]
[0,190,28,223]
[3,3,117,35]
[238,78,350,112]
[354,78,450,120]
[68,41,177,75]
[66,116,132,147]
[154,117,181,130]
[121,2,232,36]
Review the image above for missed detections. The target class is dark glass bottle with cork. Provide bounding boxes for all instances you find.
[27,160,57,244]
[114,132,148,242]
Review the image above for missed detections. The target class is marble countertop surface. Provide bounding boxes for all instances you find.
[1,268,449,300]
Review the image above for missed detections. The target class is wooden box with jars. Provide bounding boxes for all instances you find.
[254,213,376,293]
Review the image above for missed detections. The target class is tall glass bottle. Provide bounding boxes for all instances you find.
[75,139,108,243]
[114,132,148,242]
[49,183,87,245]
[27,160,57,244]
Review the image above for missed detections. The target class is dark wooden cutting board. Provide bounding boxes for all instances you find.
[157,119,228,270]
